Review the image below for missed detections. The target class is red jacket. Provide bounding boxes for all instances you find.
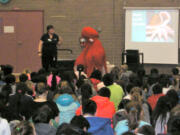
[147,93,165,110]
[76,95,116,119]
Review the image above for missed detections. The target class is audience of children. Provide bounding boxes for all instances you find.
[0,64,180,135]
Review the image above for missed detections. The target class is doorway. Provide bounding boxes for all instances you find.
[0,10,43,73]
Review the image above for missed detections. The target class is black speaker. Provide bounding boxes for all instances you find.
[57,59,75,71]
[125,50,140,72]
[126,50,139,64]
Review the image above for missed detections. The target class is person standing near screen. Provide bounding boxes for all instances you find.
[38,25,62,71]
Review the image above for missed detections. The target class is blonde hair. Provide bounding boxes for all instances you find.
[170,104,180,117]
[130,87,143,103]
[59,81,69,88]
[26,80,34,91]
[22,69,31,74]
[130,87,141,94]
[125,101,142,130]
[120,64,128,72]
[131,92,143,103]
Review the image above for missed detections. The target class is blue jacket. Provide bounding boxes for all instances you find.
[86,117,114,135]
[55,94,80,125]
[115,119,150,135]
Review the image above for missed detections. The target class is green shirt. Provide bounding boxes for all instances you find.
[107,84,124,111]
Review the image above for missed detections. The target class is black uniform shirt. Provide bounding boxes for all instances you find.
[41,33,59,54]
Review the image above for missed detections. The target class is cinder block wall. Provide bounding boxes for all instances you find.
[0,0,179,73]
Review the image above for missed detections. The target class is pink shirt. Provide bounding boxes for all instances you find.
[47,74,61,87]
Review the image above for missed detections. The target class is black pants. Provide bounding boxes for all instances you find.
[41,53,57,71]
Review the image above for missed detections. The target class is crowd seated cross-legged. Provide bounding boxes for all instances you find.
[0,63,180,135]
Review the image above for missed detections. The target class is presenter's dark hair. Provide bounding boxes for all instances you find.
[47,25,54,32]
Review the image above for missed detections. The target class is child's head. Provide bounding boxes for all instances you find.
[152,83,162,94]
[35,82,48,97]
[19,74,28,82]
[98,87,111,98]
[4,74,16,84]
[172,68,179,75]
[12,121,36,135]
[32,105,53,124]
[82,100,97,116]
[56,123,89,135]
[71,115,90,131]
[138,125,155,135]
[81,83,92,101]
[125,101,142,130]
[90,70,102,81]
[102,73,114,86]
[3,64,13,76]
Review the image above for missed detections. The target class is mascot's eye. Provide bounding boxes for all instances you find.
[80,38,86,43]
[89,38,94,42]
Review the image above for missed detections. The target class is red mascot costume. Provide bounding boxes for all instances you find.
[75,27,107,77]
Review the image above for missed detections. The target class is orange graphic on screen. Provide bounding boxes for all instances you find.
[146,12,174,41]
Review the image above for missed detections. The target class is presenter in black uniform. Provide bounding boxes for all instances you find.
[38,25,62,71]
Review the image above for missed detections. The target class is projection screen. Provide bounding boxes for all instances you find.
[125,8,179,64]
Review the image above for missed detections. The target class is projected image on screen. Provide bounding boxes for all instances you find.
[132,10,175,42]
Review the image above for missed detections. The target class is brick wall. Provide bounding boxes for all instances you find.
[0,0,179,73]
